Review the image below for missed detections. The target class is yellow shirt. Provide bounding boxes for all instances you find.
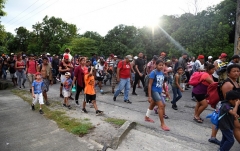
[84,74,95,95]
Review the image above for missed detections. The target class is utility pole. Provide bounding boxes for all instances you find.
[234,0,240,54]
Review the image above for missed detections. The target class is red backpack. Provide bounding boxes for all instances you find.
[188,72,205,86]
[205,82,222,109]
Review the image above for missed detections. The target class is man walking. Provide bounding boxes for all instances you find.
[132,53,145,95]
[113,55,132,103]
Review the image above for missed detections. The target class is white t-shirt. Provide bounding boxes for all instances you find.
[95,63,104,77]
[212,59,222,78]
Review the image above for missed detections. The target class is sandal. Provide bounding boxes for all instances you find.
[163,115,169,119]
[145,117,154,123]
[161,126,170,131]
[194,117,203,123]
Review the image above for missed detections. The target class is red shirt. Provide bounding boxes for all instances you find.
[27,60,37,74]
[118,60,131,79]
[74,65,88,87]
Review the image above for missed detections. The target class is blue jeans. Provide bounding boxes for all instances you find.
[16,70,26,87]
[2,68,7,79]
[114,78,130,101]
[172,87,182,105]
[220,129,234,151]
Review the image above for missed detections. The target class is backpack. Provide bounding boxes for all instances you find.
[206,103,226,129]
[206,78,235,109]
[144,69,157,92]
[188,72,205,86]
[26,60,37,73]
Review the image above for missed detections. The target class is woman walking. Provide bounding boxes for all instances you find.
[192,64,215,123]
[15,54,26,89]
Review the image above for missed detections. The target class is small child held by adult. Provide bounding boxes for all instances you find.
[82,67,103,115]
[219,90,240,151]
[62,72,72,109]
[31,72,44,114]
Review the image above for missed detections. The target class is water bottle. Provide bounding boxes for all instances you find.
[72,86,76,92]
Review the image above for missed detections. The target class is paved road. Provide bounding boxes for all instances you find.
[1,78,239,151]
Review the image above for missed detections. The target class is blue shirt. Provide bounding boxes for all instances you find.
[62,78,73,91]
[32,80,44,94]
[149,70,164,93]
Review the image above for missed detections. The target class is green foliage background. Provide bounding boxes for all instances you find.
[0,0,237,60]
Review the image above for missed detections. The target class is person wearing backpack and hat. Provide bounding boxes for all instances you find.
[212,53,228,82]
[218,90,240,151]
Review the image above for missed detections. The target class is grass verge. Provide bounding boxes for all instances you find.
[12,89,94,137]
[105,117,126,126]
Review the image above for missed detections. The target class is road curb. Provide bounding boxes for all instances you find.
[110,121,136,150]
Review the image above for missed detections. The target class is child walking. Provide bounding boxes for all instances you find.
[82,67,103,115]
[31,72,44,114]
[154,76,170,119]
[171,67,184,110]
[219,90,240,151]
[145,60,170,131]
[62,72,72,109]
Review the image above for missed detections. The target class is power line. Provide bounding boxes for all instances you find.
[8,0,60,28]
[7,0,53,26]
[69,0,127,20]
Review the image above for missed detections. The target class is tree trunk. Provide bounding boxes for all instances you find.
[234,0,240,54]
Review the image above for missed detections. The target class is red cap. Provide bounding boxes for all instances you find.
[219,53,227,59]
[64,54,69,59]
[35,72,41,75]
[110,53,114,57]
[197,55,204,59]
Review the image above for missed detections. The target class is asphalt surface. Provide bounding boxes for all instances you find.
[0,77,239,151]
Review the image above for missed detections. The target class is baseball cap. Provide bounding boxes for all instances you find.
[110,53,114,57]
[46,53,50,56]
[208,56,213,59]
[231,55,240,60]
[35,72,41,75]
[125,55,132,61]
[226,90,240,101]
[114,55,117,58]
[65,72,71,76]
[134,56,138,60]
[64,54,69,60]
[197,55,204,59]
[30,54,34,57]
[219,53,227,59]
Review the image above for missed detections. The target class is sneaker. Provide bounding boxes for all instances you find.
[75,101,79,105]
[208,137,221,145]
[31,104,35,111]
[132,92,138,95]
[113,97,116,101]
[69,96,74,100]
[62,104,67,107]
[18,87,22,89]
[67,105,72,109]
[39,109,44,114]
[172,105,178,110]
[45,101,50,106]
[60,94,64,98]
[81,108,88,113]
[124,100,132,104]
[96,110,103,116]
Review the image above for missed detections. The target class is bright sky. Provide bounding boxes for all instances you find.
[1,0,223,36]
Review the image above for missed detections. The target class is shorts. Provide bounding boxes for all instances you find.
[32,93,44,105]
[61,74,66,84]
[96,77,104,81]
[42,78,49,92]
[192,93,206,102]
[10,73,17,78]
[85,94,96,103]
[63,89,70,98]
[151,91,166,104]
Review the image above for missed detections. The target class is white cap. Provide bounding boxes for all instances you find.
[46,53,50,55]
[134,56,138,59]
[208,56,213,59]
[114,55,117,58]
[65,72,71,76]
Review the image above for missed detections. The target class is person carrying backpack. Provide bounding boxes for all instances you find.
[192,64,215,123]
[145,60,170,131]
[208,64,240,145]
[212,53,228,82]
[218,90,240,151]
